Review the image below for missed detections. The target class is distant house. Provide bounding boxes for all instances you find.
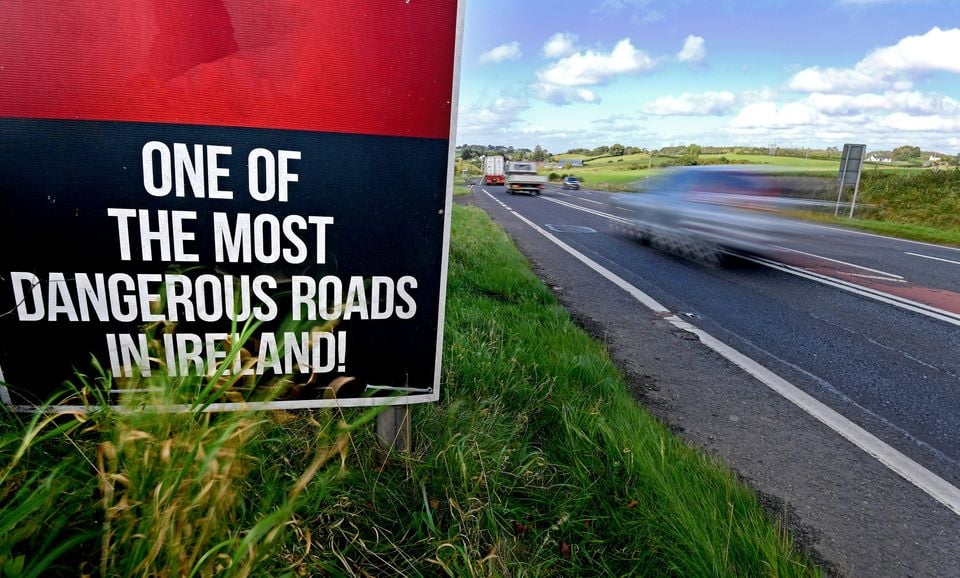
[558,159,584,168]
[929,155,941,162]
[867,155,892,163]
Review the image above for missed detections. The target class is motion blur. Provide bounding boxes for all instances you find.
[608,166,827,264]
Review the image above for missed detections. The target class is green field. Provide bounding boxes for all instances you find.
[698,153,839,170]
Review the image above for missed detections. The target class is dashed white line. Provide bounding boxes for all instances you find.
[905,252,960,266]
[479,188,960,517]
[540,196,631,224]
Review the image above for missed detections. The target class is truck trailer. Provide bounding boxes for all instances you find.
[482,155,505,185]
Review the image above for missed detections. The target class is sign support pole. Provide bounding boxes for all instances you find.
[835,146,850,216]
[376,405,411,453]
[848,156,865,219]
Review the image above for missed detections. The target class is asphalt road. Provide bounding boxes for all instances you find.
[459,182,960,578]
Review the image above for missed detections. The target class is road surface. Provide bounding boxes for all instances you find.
[460,181,960,578]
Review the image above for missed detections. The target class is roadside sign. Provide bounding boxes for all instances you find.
[835,144,866,217]
[0,1,464,410]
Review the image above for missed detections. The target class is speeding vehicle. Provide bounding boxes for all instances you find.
[608,165,821,263]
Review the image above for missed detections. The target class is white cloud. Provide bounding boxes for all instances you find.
[531,83,600,105]
[860,26,960,75]
[643,91,735,115]
[543,32,578,58]
[766,26,960,149]
[537,39,657,87]
[787,27,960,93]
[456,96,529,138]
[479,42,521,64]
[787,67,887,93]
[676,35,706,63]
[729,101,826,128]
[807,91,960,115]
[877,112,960,132]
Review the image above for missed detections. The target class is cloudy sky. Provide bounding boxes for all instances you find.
[455,0,960,154]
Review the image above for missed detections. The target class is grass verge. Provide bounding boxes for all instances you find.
[0,204,823,576]
[790,211,960,247]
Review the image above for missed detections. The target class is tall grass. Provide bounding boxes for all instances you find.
[782,168,960,246]
[1,204,823,576]
[0,318,374,577]
[857,168,960,231]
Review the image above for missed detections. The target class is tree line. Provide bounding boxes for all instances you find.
[457,143,957,166]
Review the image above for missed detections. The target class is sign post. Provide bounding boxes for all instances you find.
[0,1,464,432]
[834,144,866,218]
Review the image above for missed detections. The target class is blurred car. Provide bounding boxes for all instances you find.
[607,165,821,262]
[561,176,580,190]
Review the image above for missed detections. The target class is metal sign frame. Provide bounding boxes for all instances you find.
[835,143,866,218]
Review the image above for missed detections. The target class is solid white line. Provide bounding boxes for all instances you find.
[905,252,960,266]
[844,273,907,282]
[534,194,957,327]
[667,315,960,517]
[482,190,668,313]
[773,246,904,279]
[482,188,960,517]
[747,256,960,327]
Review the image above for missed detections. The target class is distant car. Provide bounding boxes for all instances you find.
[607,165,821,263]
[561,176,580,190]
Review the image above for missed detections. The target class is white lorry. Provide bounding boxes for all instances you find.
[505,161,548,195]
[482,155,505,185]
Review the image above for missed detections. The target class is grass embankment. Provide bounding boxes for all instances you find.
[784,169,960,246]
[0,204,822,576]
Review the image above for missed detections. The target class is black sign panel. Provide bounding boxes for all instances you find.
[0,2,462,409]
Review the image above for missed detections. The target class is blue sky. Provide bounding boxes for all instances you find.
[455,0,960,154]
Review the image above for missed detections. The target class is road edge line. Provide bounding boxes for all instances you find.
[486,190,960,517]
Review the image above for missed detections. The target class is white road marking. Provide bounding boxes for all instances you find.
[534,194,958,327]
[906,252,960,266]
[772,246,904,279]
[578,197,604,205]
[746,256,960,327]
[479,189,960,517]
[541,196,632,224]
[555,191,572,197]
[843,273,907,282]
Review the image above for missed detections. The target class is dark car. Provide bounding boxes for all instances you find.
[561,176,580,190]
[607,166,822,262]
